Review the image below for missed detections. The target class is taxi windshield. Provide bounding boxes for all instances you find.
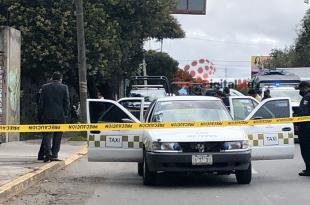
[269,89,302,102]
[151,100,232,122]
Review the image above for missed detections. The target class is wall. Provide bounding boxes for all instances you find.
[0,26,21,142]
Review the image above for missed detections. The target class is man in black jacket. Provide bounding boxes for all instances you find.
[39,72,70,162]
[297,81,310,176]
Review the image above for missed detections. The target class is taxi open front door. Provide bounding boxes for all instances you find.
[229,97,294,160]
[86,98,144,162]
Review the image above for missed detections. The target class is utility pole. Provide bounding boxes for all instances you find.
[142,58,147,85]
[74,0,88,123]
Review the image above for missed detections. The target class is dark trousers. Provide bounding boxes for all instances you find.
[299,130,310,170]
[38,119,64,158]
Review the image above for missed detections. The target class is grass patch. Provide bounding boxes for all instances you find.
[69,135,87,141]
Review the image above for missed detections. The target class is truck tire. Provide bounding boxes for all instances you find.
[143,150,156,185]
[138,162,143,176]
[235,163,252,184]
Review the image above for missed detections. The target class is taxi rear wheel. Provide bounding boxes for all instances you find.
[235,163,252,184]
[143,150,156,185]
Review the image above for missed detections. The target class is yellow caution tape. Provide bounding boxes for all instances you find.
[0,116,310,133]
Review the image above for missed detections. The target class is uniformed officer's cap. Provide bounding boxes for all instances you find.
[298,81,310,89]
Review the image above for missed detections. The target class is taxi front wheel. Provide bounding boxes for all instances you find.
[143,150,156,185]
[138,162,143,176]
[235,163,252,184]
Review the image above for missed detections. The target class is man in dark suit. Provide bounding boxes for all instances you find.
[38,72,70,162]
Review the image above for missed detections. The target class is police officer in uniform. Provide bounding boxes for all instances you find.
[297,81,310,176]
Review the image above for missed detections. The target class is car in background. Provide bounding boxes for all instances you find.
[205,88,244,97]
[222,88,244,96]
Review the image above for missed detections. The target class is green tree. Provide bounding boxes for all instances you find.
[267,47,297,68]
[293,9,310,67]
[268,9,310,68]
[145,50,179,81]
[0,0,184,91]
[0,0,185,123]
[101,0,185,94]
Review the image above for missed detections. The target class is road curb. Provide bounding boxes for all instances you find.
[0,144,88,203]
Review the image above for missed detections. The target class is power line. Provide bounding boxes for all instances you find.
[211,59,251,63]
[213,64,250,68]
[177,59,251,63]
[175,37,280,47]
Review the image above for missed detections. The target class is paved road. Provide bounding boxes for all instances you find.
[5,145,310,205]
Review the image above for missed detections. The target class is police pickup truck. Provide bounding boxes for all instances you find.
[126,76,171,108]
[87,96,294,185]
[252,69,300,91]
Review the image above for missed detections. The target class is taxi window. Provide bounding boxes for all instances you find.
[232,99,257,120]
[252,99,290,119]
[89,101,130,123]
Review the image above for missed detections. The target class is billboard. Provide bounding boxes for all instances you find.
[251,56,271,74]
[173,0,206,15]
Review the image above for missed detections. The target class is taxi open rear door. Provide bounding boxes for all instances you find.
[87,98,144,162]
[229,97,294,160]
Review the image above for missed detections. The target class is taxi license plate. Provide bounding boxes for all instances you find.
[192,154,213,165]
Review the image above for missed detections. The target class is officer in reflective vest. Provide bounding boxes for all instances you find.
[297,81,310,176]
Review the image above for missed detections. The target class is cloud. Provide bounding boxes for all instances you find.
[145,0,309,78]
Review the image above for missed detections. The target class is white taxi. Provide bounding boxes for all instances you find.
[87,96,294,185]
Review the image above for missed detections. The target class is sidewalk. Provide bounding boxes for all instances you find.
[0,139,87,202]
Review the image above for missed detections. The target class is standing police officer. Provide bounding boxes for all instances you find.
[297,81,310,176]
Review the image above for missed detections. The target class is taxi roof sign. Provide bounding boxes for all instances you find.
[173,0,207,15]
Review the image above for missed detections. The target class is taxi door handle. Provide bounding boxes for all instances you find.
[282,127,292,131]
[90,131,100,134]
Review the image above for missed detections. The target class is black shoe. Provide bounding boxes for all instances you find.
[38,156,44,161]
[43,156,51,163]
[299,170,310,176]
[50,158,62,162]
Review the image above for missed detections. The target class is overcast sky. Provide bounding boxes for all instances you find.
[146,0,309,79]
